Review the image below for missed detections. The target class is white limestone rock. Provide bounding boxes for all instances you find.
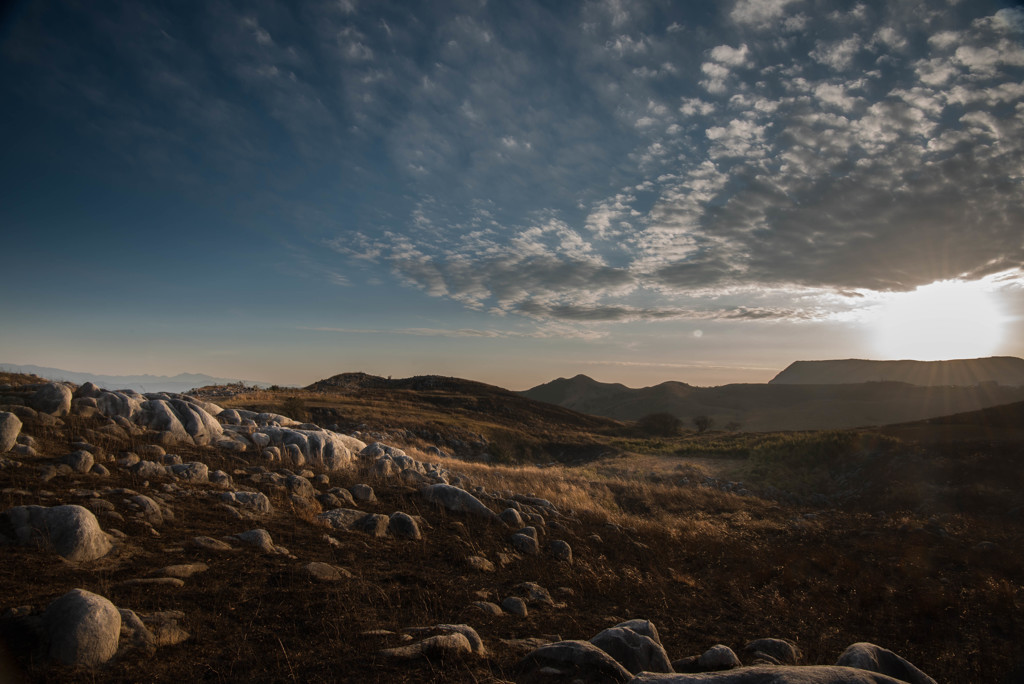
[0,412,22,453]
[1,504,112,561]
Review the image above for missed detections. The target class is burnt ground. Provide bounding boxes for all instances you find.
[0,412,1022,683]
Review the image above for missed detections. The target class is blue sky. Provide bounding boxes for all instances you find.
[2,0,1023,389]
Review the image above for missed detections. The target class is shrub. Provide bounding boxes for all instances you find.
[279,396,309,423]
[637,412,683,437]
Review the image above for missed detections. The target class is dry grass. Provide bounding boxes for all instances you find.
[1,383,1023,682]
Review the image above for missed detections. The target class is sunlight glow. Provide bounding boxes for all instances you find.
[871,280,1004,360]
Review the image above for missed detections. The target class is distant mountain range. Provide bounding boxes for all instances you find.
[0,363,272,394]
[522,357,1024,432]
[770,357,1024,386]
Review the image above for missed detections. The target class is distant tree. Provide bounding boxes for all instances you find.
[724,421,742,432]
[637,412,683,437]
[693,415,715,434]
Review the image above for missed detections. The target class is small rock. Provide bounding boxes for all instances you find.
[388,512,422,540]
[550,539,572,562]
[62,450,95,474]
[379,633,473,660]
[471,601,503,616]
[744,638,800,665]
[354,513,390,538]
[116,577,186,589]
[192,536,236,552]
[465,555,495,572]
[349,483,376,503]
[230,529,288,555]
[0,412,22,452]
[697,644,741,671]
[158,563,209,579]
[501,596,528,617]
[510,532,539,555]
[305,561,354,581]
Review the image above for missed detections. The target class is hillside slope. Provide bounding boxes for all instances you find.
[521,375,1024,431]
[769,357,1024,386]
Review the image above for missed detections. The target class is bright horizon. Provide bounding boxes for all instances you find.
[3,1,1023,391]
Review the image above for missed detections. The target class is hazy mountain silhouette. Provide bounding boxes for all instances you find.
[770,357,1024,386]
[522,361,1024,431]
[0,363,271,394]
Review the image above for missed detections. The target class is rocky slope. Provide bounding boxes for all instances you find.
[769,357,1024,386]
[0,377,1020,682]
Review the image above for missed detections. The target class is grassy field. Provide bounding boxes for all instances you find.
[1,378,1022,682]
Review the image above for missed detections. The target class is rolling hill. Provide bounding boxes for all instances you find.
[769,356,1024,386]
[521,373,1024,432]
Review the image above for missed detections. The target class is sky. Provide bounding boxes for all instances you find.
[2,0,1023,390]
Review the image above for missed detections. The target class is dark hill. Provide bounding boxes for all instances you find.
[521,375,1024,432]
[770,357,1024,386]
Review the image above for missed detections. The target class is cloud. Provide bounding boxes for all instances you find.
[730,0,802,27]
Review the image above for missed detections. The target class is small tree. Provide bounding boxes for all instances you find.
[279,396,309,423]
[637,412,683,437]
[693,415,715,434]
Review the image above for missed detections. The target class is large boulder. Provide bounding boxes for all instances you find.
[0,412,22,452]
[29,383,73,417]
[421,484,496,519]
[631,666,914,683]
[836,643,937,684]
[257,427,365,471]
[516,640,632,683]
[1,504,112,561]
[590,624,673,674]
[42,589,121,666]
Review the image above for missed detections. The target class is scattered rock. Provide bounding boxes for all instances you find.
[501,596,528,617]
[698,644,742,671]
[499,507,524,528]
[550,539,572,562]
[0,412,22,452]
[230,528,289,555]
[836,642,937,684]
[471,601,503,616]
[744,638,801,665]
[590,623,673,674]
[632,666,923,682]
[42,588,121,666]
[516,640,632,683]
[421,483,496,519]
[510,532,539,555]
[62,450,95,474]
[131,495,164,526]
[29,383,73,417]
[465,555,495,572]
[388,512,422,540]
[0,504,112,561]
[117,577,186,589]
[305,561,354,581]
[158,563,209,579]
[378,633,473,660]
[354,513,390,538]
[349,483,376,503]
[192,536,236,552]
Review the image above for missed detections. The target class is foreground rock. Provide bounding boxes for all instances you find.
[836,643,937,684]
[590,622,673,674]
[43,589,121,666]
[516,640,632,682]
[1,504,112,561]
[631,665,918,683]
[0,412,22,452]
